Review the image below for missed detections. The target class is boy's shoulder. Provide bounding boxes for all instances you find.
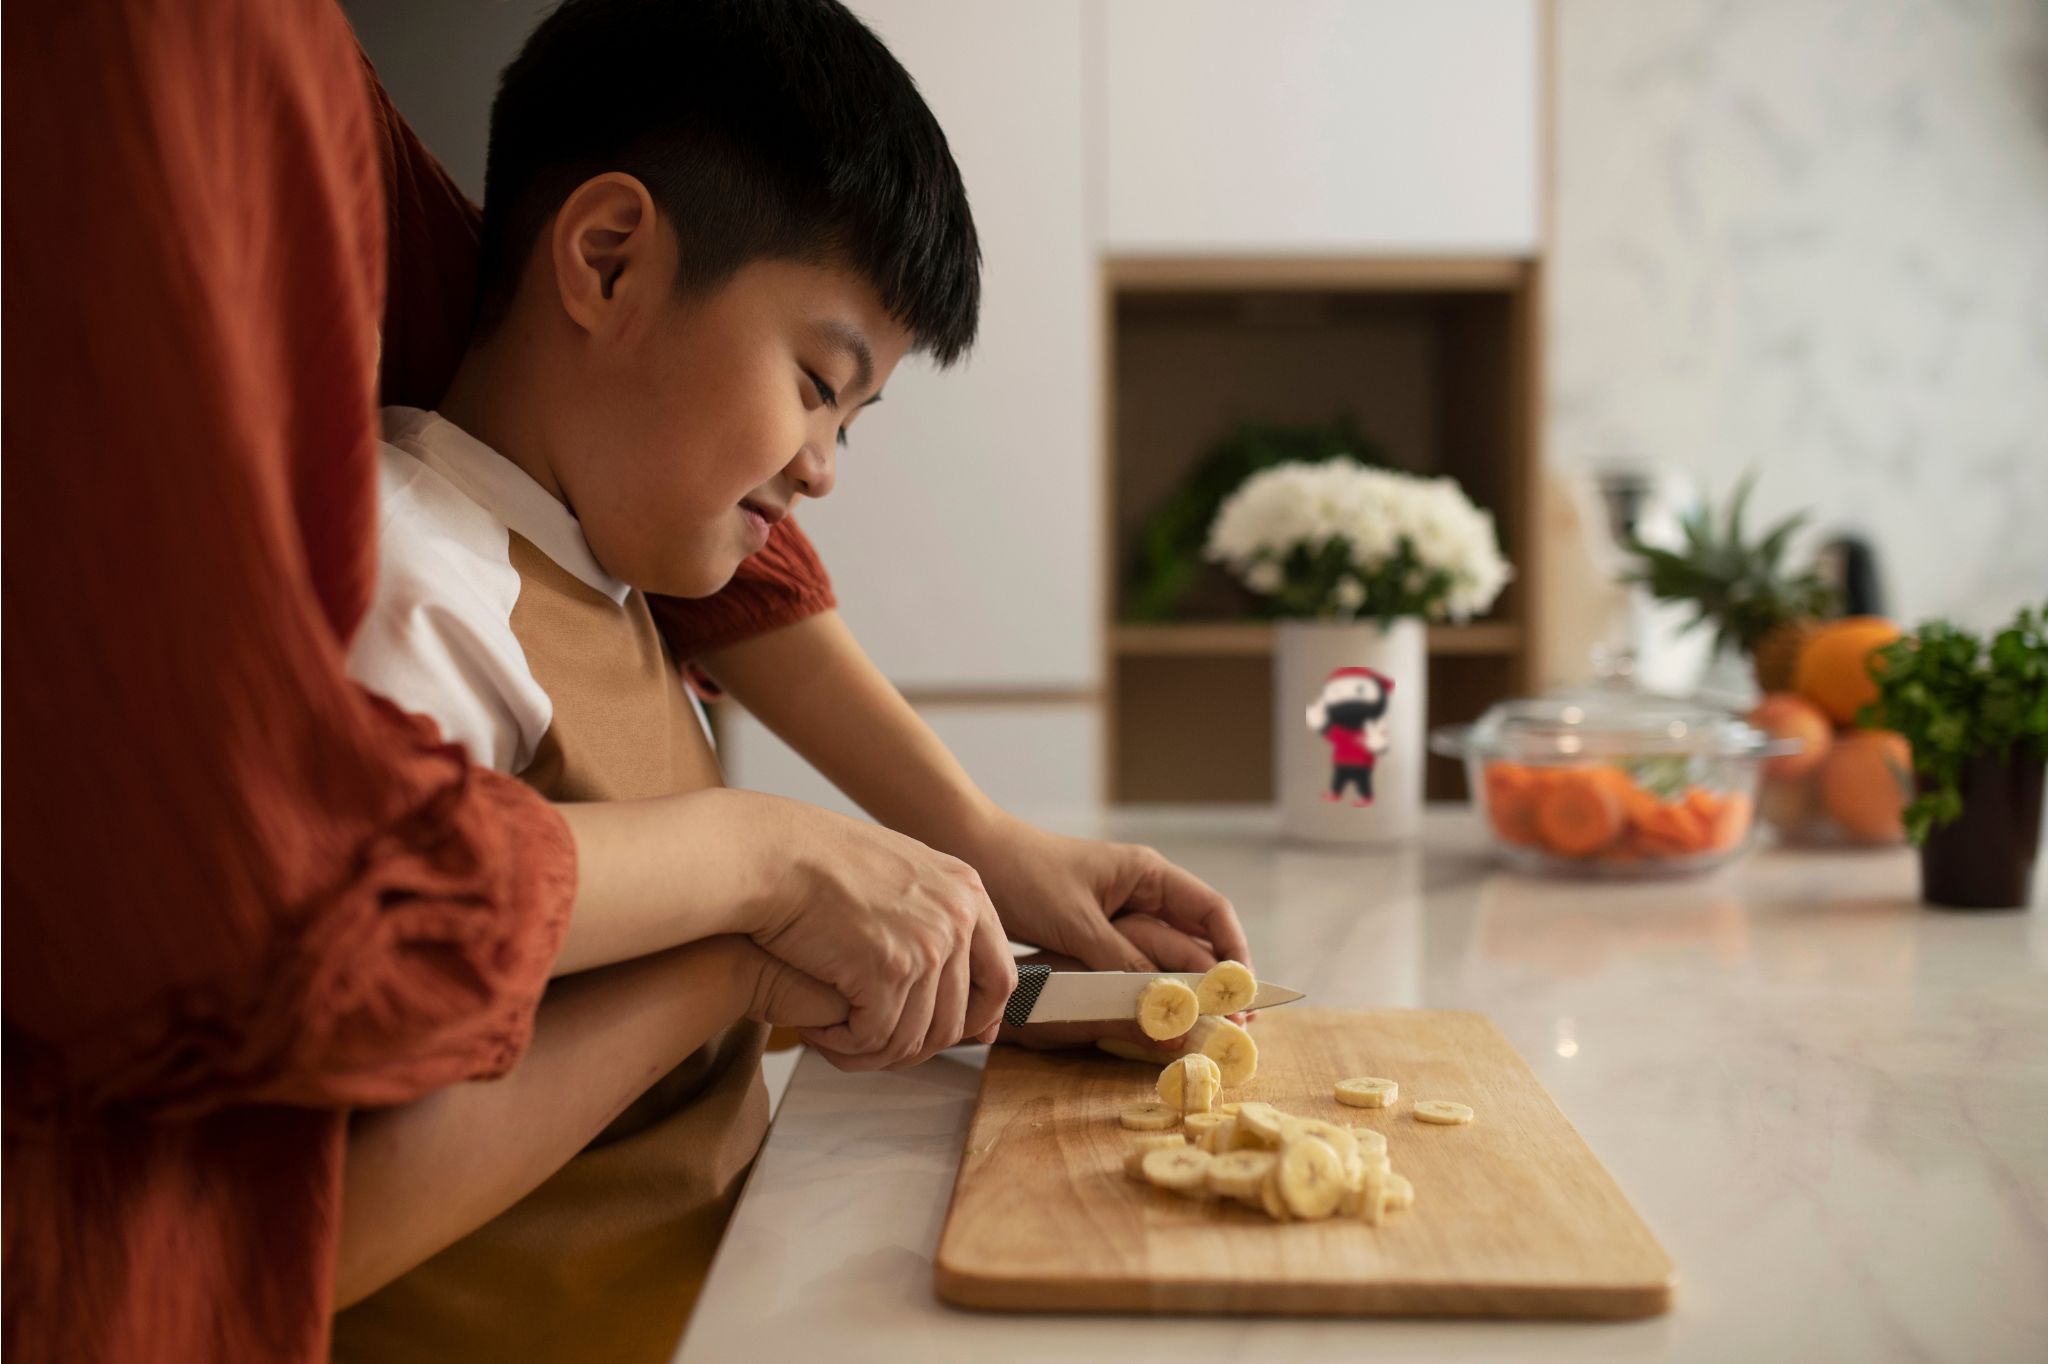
[347,409,552,774]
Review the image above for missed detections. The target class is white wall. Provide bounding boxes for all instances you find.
[1549,0,2048,632]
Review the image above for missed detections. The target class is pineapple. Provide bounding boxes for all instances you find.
[1624,474,1835,690]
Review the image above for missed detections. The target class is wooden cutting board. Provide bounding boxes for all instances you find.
[934,1008,1674,1318]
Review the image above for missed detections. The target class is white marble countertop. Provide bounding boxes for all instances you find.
[674,808,2048,1363]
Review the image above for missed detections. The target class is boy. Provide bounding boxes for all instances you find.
[333,1,987,1359]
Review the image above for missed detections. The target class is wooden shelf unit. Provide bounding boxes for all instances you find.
[1101,256,1543,805]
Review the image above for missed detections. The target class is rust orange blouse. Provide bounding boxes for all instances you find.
[0,3,833,1361]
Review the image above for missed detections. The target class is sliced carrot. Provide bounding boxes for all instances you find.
[1484,763,1544,846]
[1630,800,1710,858]
[1537,772,1624,858]
[1707,791,1754,851]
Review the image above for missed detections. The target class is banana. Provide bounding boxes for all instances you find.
[1205,1149,1278,1201]
[1334,1076,1398,1108]
[1341,1162,1389,1224]
[1282,1117,1359,1164]
[1385,1171,1415,1211]
[1195,960,1257,1015]
[1183,1112,1231,1146]
[1234,1101,1286,1148]
[1352,1127,1389,1160]
[1258,1168,1292,1222]
[1185,1016,1259,1086]
[1276,1135,1347,1220]
[1136,977,1199,1040]
[1217,1102,1242,1117]
[1096,1038,1179,1065]
[1119,1101,1180,1131]
[1155,1053,1223,1115]
[1141,1145,1214,1194]
[1123,1133,1190,1179]
[1414,1100,1474,1126]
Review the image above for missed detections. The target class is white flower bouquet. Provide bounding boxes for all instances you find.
[1204,458,1512,624]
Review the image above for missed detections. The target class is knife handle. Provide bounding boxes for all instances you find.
[1002,963,1052,1028]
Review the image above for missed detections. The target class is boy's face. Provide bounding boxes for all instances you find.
[539,194,913,598]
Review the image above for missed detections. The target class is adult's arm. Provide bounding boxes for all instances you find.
[2,3,575,1121]
[335,936,845,1306]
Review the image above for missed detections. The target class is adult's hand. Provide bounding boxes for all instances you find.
[750,800,1016,1071]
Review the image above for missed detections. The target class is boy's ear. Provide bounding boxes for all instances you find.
[549,173,661,336]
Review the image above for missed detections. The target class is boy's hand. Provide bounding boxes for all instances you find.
[706,937,849,1030]
[751,803,1015,1071]
[955,816,1252,980]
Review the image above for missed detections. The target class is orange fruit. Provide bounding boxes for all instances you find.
[1793,617,1901,725]
[1817,730,1912,843]
[1746,693,1833,781]
[1758,772,1819,834]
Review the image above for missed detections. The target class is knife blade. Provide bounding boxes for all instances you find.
[1001,965,1306,1028]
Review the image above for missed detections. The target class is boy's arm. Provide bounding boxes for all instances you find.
[696,612,1254,977]
[335,937,844,1307]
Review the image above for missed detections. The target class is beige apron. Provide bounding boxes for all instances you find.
[332,534,767,1364]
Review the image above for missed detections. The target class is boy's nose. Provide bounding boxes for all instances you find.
[789,441,836,500]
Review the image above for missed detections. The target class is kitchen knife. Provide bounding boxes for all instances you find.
[1001,966,1306,1028]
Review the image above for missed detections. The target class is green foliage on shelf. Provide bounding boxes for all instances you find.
[1862,603,2048,843]
[1124,416,1388,621]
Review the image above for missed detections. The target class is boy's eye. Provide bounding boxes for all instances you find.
[806,370,839,411]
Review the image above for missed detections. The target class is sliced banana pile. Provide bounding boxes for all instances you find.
[1122,1089,1416,1224]
[1104,964,1475,1226]
[1112,1055,1476,1226]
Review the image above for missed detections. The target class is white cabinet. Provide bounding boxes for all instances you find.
[804,1,1098,692]
[1100,0,1541,255]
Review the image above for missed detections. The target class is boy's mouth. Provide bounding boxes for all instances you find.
[739,497,786,527]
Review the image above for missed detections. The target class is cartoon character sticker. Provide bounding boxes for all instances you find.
[1305,666,1394,806]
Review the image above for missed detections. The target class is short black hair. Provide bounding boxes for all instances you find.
[477,0,980,365]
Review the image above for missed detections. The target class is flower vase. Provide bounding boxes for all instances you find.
[1275,618,1426,845]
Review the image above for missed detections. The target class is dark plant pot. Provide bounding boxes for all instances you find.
[1917,752,2046,910]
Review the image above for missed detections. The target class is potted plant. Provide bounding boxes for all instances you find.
[1204,458,1511,845]
[1864,604,2048,910]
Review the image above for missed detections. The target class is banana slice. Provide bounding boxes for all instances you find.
[1197,1116,1239,1154]
[1218,1102,1243,1117]
[1234,1101,1286,1148]
[1385,1171,1415,1211]
[1156,1053,1223,1115]
[1283,1117,1359,1163]
[1195,960,1257,1015]
[1258,1168,1292,1222]
[1096,1038,1180,1065]
[1352,1127,1389,1160]
[1119,1102,1180,1131]
[1414,1100,1474,1126]
[1334,1077,1399,1108]
[1141,1145,1214,1193]
[1123,1133,1191,1179]
[1183,1112,1231,1144]
[1185,1016,1259,1086]
[1276,1135,1346,1220]
[1341,1162,1389,1224]
[1136,977,1199,1040]
[1206,1149,1278,1201]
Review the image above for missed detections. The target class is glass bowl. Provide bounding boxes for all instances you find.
[1430,691,1798,878]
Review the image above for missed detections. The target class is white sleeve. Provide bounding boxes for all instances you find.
[346,447,552,774]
